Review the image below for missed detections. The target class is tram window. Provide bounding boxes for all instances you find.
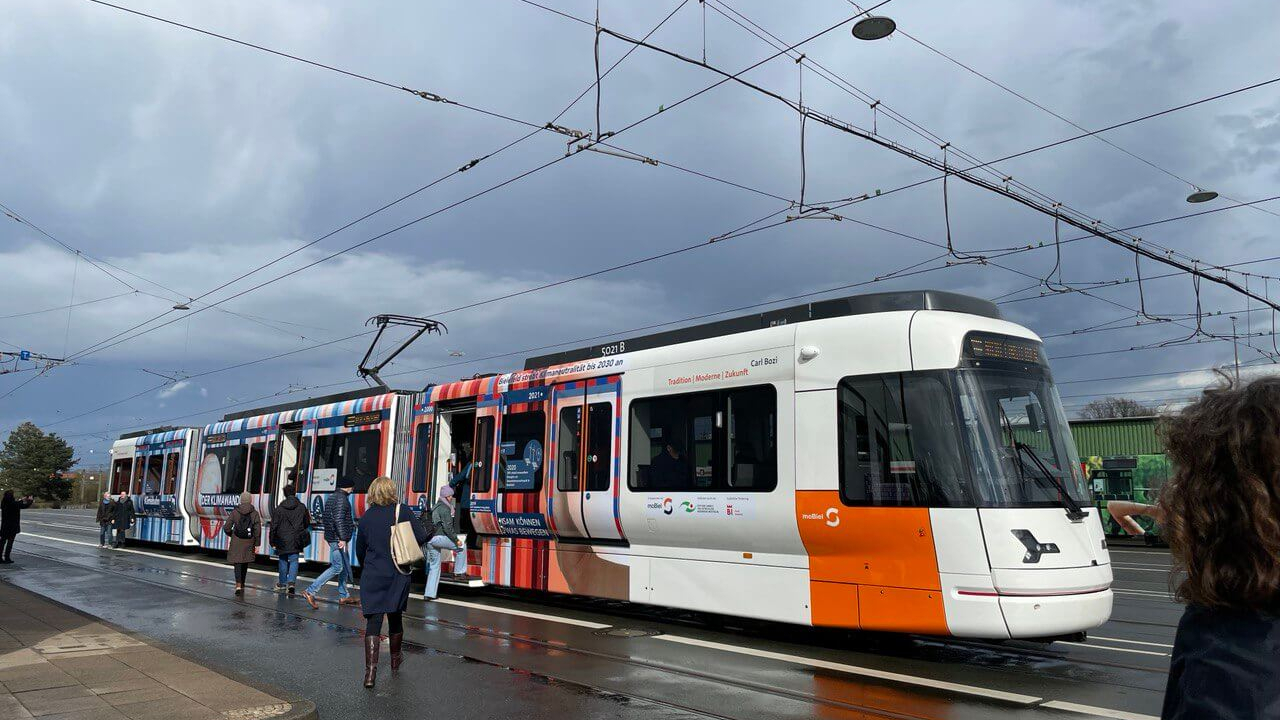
[629,385,777,492]
[585,403,611,491]
[263,440,278,497]
[247,443,266,494]
[499,411,544,493]
[296,435,312,493]
[838,374,972,507]
[163,452,180,495]
[472,416,495,494]
[142,455,163,495]
[131,457,146,494]
[111,458,132,494]
[314,430,381,494]
[558,406,581,492]
[728,387,776,489]
[411,423,432,494]
[203,445,249,494]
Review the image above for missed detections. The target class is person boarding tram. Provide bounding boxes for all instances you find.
[303,476,358,608]
[96,492,115,548]
[423,485,467,600]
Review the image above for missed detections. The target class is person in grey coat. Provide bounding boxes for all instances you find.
[423,485,467,599]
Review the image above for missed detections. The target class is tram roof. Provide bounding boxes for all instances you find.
[525,290,1001,369]
[117,426,182,441]
[220,387,405,422]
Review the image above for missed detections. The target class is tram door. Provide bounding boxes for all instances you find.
[273,425,304,504]
[550,379,622,541]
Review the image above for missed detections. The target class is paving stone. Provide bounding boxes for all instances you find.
[13,684,110,716]
[31,706,129,720]
[87,676,165,696]
[1,667,81,693]
[99,686,181,707]
[111,694,220,720]
[0,692,36,718]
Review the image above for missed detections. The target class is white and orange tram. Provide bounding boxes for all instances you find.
[116,290,1111,639]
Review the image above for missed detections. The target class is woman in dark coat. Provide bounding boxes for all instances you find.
[223,492,261,596]
[355,476,428,688]
[0,490,35,563]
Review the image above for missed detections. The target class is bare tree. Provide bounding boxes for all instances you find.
[1078,397,1156,419]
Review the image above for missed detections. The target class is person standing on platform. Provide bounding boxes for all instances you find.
[95,492,116,548]
[224,492,261,596]
[1114,377,1280,720]
[0,490,34,563]
[303,476,358,608]
[269,483,310,595]
[112,490,135,548]
[423,485,467,600]
[356,476,429,688]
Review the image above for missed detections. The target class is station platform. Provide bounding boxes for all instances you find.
[0,580,316,720]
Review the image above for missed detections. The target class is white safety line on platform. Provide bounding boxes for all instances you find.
[1110,566,1173,573]
[1041,700,1159,720]
[655,634,1043,705]
[1112,588,1174,599]
[1056,641,1169,657]
[1088,635,1174,649]
[19,533,610,631]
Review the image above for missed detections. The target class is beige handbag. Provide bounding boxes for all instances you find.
[390,504,424,574]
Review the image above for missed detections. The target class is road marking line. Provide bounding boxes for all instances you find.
[420,595,611,629]
[1089,635,1173,649]
[655,634,1042,705]
[1056,641,1168,657]
[1041,700,1159,719]
[20,533,609,630]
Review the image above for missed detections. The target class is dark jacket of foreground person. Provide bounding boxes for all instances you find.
[0,492,34,538]
[355,503,429,614]
[224,502,262,565]
[268,496,310,555]
[112,498,135,530]
[1163,604,1280,719]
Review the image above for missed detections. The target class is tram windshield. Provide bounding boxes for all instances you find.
[837,335,1086,509]
[953,366,1087,507]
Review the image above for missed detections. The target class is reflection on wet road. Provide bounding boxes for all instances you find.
[4,509,1174,719]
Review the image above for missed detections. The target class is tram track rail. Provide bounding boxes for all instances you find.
[10,541,939,720]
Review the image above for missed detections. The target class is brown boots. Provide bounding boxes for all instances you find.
[363,635,379,689]
[389,633,403,672]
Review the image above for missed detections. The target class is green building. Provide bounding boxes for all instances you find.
[1069,416,1169,536]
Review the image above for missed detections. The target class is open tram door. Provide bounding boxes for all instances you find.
[271,423,306,506]
[429,402,485,556]
[549,377,623,542]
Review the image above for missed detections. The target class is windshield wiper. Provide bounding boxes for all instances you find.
[1015,441,1087,522]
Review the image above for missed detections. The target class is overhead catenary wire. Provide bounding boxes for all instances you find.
[596,25,1280,314]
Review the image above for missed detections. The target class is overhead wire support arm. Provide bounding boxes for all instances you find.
[595,26,1280,315]
[357,314,447,390]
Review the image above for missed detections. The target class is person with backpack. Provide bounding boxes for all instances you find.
[95,492,115,548]
[223,492,261,596]
[269,483,310,595]
[112,490,135,548]
[303,476,358,608]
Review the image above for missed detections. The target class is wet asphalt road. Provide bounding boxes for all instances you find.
[2,508,1178,719]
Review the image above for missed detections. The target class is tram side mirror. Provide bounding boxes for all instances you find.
[1025,403,1043,434]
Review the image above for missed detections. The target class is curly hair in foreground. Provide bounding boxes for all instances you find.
[1158,375,1280,609]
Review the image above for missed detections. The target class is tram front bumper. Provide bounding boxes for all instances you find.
[992,564,1114,638]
